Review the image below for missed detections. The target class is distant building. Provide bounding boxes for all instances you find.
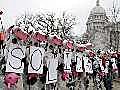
[85,0,120,51]
[104,22,120,51]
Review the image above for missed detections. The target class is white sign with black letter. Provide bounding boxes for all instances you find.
[6,44,26,73]
[64,51,72,72]
[28,46,45,74]
[75,53,83,72]
[99,59,105,71]
[111,58,118,70]
[46,53,58,84]
[84,56,93,73]
[103,61,109,73]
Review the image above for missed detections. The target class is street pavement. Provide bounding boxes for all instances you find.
[0,75,120,90]
[56,79,120,90]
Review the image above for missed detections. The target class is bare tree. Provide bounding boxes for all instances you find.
[16,13,35,33]
[57,12,76,39]
[15,11,77,40]
[109,0,120,23]
[35,12,57,35]
[35,12,77,39]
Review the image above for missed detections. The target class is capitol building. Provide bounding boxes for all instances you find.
[85,0,120,51]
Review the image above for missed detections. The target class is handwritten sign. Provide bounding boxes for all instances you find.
[64,51,72,72]
[75,53,83,72]
[111,58,118,70]
[46,53,58,84]
[83,56,93,73]
[28,46,45,74]
[6,44,26,73]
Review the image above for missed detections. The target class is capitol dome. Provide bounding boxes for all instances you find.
[90,0,106,15]
[90,6,106,15]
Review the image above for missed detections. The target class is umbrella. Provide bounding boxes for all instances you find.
[4,73,20,88]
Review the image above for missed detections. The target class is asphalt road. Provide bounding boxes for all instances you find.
[0,75,120,90]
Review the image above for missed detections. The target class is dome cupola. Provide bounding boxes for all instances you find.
[90,0,106,15]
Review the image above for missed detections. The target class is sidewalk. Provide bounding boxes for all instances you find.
[112,78,120,90]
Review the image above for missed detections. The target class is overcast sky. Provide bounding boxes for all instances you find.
[0,0,119,35]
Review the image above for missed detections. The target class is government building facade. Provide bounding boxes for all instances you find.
[85,0,120,51]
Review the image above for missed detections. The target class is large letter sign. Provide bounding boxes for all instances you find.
[64,51,72,72]
[103,61,109,73]
[6,44,26,73]
[28,46,45,74]
[111,58,118,70]
[46,53,58,84]
[99,59,103,70]
[75,53,83,72]
[83,56,93,73]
